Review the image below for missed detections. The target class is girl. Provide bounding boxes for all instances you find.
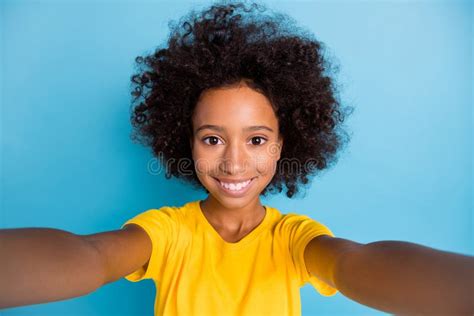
[1,1,473,315]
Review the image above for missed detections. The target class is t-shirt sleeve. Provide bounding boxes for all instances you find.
[284,214,338,297]
[120,207,177,282]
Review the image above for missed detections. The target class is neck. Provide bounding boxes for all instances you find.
[200,195,266,232]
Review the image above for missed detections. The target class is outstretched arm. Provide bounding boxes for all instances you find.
[0,224,151,309]
[304,235,474,315]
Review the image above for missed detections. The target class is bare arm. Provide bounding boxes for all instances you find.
[335,240,474,315]
[0,224,151,309]
[305,236,474,315]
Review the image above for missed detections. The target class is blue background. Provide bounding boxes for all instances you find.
[1,0,472,315]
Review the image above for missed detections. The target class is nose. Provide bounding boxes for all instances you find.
[219,141,248,175]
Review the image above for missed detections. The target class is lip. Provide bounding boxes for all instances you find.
[213,177,256,198]
[215,177,255,184]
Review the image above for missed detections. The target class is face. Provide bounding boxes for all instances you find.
[191,81,283,210]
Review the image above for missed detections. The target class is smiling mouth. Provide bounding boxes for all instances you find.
[213,177,256,195]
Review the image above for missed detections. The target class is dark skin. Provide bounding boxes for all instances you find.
[190,81,282,243]
[0,81,473,314]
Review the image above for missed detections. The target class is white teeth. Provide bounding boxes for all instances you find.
[219,179,251,191]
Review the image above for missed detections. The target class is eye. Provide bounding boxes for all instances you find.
[202,136,223,146]
[248,136,267,146]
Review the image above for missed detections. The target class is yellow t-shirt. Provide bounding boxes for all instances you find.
[122,200,338,315]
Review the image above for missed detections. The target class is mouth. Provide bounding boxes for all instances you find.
[212,177,256,197]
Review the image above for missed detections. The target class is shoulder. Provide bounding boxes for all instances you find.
[120,201,200,242]
[126,200,198,223]
[271,209,333,237]
[118,201,198,266]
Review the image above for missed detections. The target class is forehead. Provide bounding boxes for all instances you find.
[192,84,278,130]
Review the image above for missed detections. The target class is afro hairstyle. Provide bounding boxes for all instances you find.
[129,1,353,198]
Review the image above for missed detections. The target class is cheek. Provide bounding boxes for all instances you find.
[193,152,211,175]
[192,145,219,176]
[254,151,279,175]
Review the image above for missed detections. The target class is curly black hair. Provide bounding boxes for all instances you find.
[129,0,353,198]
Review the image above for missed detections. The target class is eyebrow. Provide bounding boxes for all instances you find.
[195,124,274,133]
